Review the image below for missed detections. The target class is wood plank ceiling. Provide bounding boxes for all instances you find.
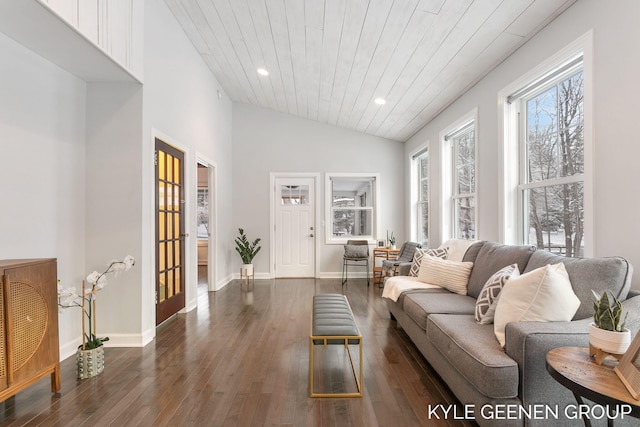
[165,0,576,142]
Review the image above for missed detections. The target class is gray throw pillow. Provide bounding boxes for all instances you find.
[344,245,368,258]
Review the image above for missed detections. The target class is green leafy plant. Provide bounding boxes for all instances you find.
[592,290,628,332]
[235,228,261,264]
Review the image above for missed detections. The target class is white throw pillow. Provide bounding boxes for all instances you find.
[409,247,448,277]
[493,263,580,347]
[417,255,473,295]
[475,264,520,324]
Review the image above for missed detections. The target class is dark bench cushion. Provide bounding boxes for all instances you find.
[312,294,360,344]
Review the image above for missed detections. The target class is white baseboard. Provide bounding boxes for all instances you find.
[59,337,83,361]
[103,333,149,348]
[318,272,370,279]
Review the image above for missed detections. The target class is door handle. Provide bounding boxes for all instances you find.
[310,234,314,237]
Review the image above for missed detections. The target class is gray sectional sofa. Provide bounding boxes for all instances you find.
[385,240,640,427]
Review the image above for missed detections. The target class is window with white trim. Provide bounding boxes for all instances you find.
[413,148,429,247]
[325,174,379,243]
[507,55,586,257]
[442,114,477,241]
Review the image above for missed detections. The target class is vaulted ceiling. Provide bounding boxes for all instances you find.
[165,0,575,142]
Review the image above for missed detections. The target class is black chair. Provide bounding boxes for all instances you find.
[342,240,370,286]
[381,241,421,277]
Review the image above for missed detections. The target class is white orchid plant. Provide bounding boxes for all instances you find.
[58,255,135,350]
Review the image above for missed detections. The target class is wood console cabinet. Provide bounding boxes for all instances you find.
[0,259,60,402]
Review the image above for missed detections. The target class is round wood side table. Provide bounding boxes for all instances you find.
[546,347,640,427]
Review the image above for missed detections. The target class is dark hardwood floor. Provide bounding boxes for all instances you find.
[0,270,475,426]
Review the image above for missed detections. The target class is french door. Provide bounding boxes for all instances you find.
[155,138,185,325]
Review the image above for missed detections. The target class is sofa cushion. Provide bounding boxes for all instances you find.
[461,240,486,263]
[466,242,536,299]
[494,263,580,347]
[427,314,519,399]
[403,293,476,330]
[475,263,520,324]
[523,250,632,320]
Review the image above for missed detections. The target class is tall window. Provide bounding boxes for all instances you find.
[511,57,585,257]
[325,174,379,243]
[415,149,429,246]
[442,114,477,241]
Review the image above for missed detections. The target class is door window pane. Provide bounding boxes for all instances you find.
[281,184,309,205]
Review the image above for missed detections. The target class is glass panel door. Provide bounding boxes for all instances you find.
[155,138,186,325]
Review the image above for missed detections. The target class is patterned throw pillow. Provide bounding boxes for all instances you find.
[409,247,448,277]
[474,264,520,324]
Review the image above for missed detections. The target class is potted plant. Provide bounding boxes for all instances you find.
[589,290,631,355]
[58,255,135,378]
[235,228,261,276]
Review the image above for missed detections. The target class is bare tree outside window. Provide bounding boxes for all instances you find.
[524,71,584,256]
[416,151,429,246]
[453,127,476,240]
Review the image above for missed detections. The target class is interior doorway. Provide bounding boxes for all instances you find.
[197,157,217,292]
[197,163,209,294]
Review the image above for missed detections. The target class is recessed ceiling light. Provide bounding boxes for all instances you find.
[257,68,269,76]
[374,98,386,105]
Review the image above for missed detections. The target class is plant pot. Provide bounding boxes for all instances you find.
[77,345,105,379]
[589,323,631,355]
[241,263,254,276]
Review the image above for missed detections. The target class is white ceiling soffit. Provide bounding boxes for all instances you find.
[166,0,576,142]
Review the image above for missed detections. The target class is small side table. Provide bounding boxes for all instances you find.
[372,247,400,286]
[546,347,640,427]
[240,267,254,290]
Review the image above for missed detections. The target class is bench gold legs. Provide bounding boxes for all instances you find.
[309,336,363,398]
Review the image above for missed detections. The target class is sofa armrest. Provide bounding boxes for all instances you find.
[621,294,640,334]
[503,295,640,410]
[504,319,591,410]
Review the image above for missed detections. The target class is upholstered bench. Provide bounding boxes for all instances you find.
[309,293,363,397]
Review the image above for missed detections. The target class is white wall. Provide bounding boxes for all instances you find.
[405,0,640,289]
[232,102,404,277]
[142,0,233,305]
[85,83,144,347]
[0,31,87,357]
[0,0,234,357]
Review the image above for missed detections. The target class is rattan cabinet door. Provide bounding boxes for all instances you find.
[0,259,60,401]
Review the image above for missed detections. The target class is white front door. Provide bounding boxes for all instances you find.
[275,177,315,277]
